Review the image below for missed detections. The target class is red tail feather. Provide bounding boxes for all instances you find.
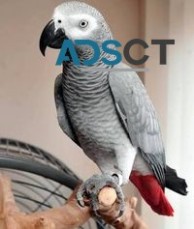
[130,171,174,216]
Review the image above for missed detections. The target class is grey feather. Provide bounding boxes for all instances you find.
[109,63,166,186]
[54,74,80,146]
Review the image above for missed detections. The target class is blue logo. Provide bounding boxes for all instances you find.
[56,39,175,67]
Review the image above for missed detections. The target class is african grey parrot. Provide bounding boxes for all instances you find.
[39,1,187,216]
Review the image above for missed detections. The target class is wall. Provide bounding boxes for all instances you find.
[165,0,194,228]
[142,0,194,228]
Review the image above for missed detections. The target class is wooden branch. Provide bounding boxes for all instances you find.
[97,187,148,229]
[0,174,149,229]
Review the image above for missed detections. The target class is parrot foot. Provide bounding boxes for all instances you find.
[76,174,125,218]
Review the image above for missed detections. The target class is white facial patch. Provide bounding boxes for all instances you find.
[53,11,99,40]
[68,14,98,39]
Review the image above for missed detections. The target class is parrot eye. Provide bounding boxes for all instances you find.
[79,20,88,28]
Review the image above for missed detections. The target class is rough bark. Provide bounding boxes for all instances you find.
[0,174,149,229]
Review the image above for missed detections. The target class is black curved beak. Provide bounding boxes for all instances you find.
[39,20,66,56]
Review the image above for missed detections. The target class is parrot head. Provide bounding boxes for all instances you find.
[40,1,112,56]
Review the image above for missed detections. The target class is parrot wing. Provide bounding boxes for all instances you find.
[109,63,166,187]
[54,74,80,146]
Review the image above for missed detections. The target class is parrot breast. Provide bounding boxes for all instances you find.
[61,64,137,184]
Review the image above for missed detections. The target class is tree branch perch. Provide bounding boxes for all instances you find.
[0,174,149,229]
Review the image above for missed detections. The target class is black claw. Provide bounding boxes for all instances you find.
[92,207,101,218]
[118,203,125,217]
[76,184,87,207]
[77,198,85,207]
